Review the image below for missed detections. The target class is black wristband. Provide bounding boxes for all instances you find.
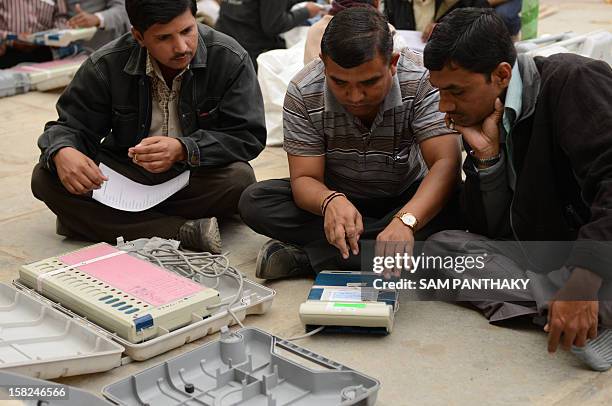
[320,191,340,214]
[322,193,346,218]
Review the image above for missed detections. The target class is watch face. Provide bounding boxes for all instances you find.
[401,213,417,227]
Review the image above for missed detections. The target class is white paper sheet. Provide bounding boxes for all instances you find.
[396,30,426,53]
[92,163,190,212]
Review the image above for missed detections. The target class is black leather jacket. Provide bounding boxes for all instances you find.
[385,0,490,30]
[463,54,612,279]
[38,24,266,171]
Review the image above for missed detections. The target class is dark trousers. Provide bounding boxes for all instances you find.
[423,230,612,327]
[494,0,522,36]
[238,178,463,272]
[31,151,256,243]
[0,46,54,69]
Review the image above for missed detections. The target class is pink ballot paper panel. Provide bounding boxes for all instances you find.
[9,56,87,72]
[59,243,204,307]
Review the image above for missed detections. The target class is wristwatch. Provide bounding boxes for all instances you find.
[394,212,418,231]
[469,149,501,168]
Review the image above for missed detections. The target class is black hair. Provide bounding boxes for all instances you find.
[330,0,378,16]
[321,7,393,69]
[424,8,516,80]
[125,0,197,34]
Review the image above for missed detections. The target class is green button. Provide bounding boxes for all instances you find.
[333,302,366,309]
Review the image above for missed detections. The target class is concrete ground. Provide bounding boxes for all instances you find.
[1,1,612,404]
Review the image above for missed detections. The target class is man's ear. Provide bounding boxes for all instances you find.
[492,62,512,89]
[131,27,144,47]
[389,52,400,75]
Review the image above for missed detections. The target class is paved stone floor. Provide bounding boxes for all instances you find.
[1,2,611,404]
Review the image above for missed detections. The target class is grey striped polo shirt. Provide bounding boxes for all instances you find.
[283,50,452,199]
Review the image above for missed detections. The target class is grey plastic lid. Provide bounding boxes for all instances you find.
[103,327,380,405]
[0,283,124,380]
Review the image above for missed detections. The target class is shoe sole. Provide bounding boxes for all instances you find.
[255,239,276,279]
[204,217,222,254]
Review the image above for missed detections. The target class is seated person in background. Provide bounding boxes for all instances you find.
[304,0,405,65]
[423,8,612,364]
[239,8,462,280]
[66,0,131,50]
[216,0,326,70]
[488,0,521,41]
[196,0,221,27]
[31,0,266,253]
[384,0,490,40]
[0,0,69,69]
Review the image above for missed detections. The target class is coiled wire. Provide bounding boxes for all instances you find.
[132,242,245,328]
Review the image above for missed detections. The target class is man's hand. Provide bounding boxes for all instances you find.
[323,195,364,260]
[68,4,101,28]
[12,33,38,51]
[545,268,602,352]
[0,42,6,57]
[545,300,598,352]
[376,218,415,279]
[128,136,186,174]
[451,97,504,161]
[53,147,108,195]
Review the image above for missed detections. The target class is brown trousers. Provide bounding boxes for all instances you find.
[31,151,256,243]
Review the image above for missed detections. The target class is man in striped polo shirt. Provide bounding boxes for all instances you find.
[0,0,69,68]
[239,8,462,279]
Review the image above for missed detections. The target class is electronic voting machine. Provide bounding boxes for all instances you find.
[299,271,398,334]
[19,243,220,343]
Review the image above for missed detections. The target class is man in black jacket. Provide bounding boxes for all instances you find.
[384,0,489,34]
[423,8,612,368]
[215,0,325,70]
[31,0,266,252]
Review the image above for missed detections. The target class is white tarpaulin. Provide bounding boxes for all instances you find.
[257,39,307,146]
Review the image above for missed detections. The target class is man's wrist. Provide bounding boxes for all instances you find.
[173,139,187,162]
[321,191,346,217]
[557,267,602,301]
[470,145,500,160]
[392,216,414,230]
[52,146,72,163]
[94,12,104,28]
[319,190,335,212]
[393,211,418,231]
[470,148,501,169]
[570,267,602,295]
[178,146,187,161]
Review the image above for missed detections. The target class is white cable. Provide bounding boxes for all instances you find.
[132,243,246,328]
[285,326,325,341]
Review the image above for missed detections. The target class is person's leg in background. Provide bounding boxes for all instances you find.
[0,46,54,69]
[492,0,523,40]
[31,150,255,251]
